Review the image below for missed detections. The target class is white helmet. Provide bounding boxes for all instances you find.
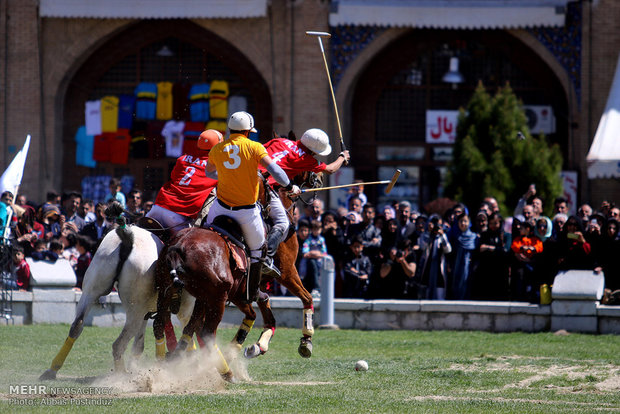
[300,128,331,156]
[228,111,257,133]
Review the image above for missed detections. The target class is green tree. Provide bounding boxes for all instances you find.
[445,82,563,216]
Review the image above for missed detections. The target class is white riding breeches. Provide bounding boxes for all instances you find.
[268,190,289,234]
[206,200,265,263]
[146,204,193,236]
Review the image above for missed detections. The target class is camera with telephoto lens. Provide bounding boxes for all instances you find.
[394,249,404,259]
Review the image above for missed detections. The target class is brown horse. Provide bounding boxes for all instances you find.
[256,170,323,358]
[153,226,275,381]
[153,169,322,372]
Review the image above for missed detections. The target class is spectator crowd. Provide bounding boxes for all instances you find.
[284,183,620,304]
[1,178,619,305]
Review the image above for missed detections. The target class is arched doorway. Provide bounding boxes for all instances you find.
[351,29,568,211]
[62,19,272,199]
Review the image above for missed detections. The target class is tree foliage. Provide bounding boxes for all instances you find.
[445,82,563,216]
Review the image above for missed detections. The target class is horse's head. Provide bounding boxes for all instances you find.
[293,170,323,191]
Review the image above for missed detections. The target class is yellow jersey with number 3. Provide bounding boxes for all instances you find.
[209,133,268,207]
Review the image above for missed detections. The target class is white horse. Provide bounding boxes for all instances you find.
[40,222,194,380]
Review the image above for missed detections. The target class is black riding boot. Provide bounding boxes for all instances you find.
[262,227,284,278]
[247,262,262,303]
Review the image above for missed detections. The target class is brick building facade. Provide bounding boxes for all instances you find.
[0,0,618,211]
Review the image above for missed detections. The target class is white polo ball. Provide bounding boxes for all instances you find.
[355,360,368,371]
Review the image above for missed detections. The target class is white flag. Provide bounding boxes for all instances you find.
[0,134,31,194]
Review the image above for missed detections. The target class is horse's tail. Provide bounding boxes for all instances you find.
[166,245,186,277]
[105,201,135,281]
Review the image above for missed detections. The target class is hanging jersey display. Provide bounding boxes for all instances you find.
[182,121,207,158]
[100,95,119,133]
[209,80,229,119]
[161,120,185,158]
[146,120,166,159]
[205,120,227,136]
[93,133,114,162]
[130,121,149,158]
[85,100,102,136]
[155,154,217,218]
[156,81,174,120]
[173,83,192,120]
[118,94,135,129]
[109,128,132,164]
[75,126,96,168]
[188,83,210,122]
[135,82,157,120]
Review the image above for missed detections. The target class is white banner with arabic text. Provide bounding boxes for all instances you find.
[426,110,458,144]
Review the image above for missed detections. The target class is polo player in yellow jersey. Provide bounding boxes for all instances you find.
[205,111,301,303]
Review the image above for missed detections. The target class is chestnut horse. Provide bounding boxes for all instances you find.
[153,169,322,377]
[153,226,276,381]
[256,170,323,357]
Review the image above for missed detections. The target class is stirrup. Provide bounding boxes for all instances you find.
[261,256,281,278]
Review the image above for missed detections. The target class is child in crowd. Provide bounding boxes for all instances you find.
[31,238,64,263]
[74,234,94,289]
[105,177,126,209]
[301,220,328,297]
[11,245,31,291]
[342,235,372,298]
[510,220,543,302]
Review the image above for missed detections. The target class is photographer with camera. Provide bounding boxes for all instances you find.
[377,239,417,299]
[417,214,452,300]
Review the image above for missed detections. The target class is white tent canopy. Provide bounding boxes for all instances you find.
[587,53,620,179]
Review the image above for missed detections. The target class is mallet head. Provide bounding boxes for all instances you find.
[305,31,332,38]
[384,170,401,194]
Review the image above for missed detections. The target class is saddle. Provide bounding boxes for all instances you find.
[208,215,250,275]
[136,216,170,244]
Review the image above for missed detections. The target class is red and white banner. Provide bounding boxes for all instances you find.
[426,110,458,144]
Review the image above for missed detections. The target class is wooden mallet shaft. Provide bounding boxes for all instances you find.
[305,30,347,158]
[301,169,401,194]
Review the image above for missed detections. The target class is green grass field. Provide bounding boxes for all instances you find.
[0,324,619,413]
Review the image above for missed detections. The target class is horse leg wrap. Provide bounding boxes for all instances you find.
[186,337,197,352]
[257,328,274,353]
[233,318,255,346]
[51,337,76,371]
[302,308,315,337]
[213,344,230,375]
[155,338,166,361]
[164,320,177,352]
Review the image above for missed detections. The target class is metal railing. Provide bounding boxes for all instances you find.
[0,242,14,323]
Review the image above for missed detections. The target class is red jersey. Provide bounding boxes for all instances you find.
[259,138,326,186]
[155,154,217,218]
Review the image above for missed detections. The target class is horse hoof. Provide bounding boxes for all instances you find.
[298,337,313,358]
[221,371,238,384]
[165,350,182,361]
[39,369,57,381]
[244,344,262,359]
[113,360,127,373]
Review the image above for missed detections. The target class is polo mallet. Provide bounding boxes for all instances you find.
[301,170,401,195]
[305,31,348,163]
